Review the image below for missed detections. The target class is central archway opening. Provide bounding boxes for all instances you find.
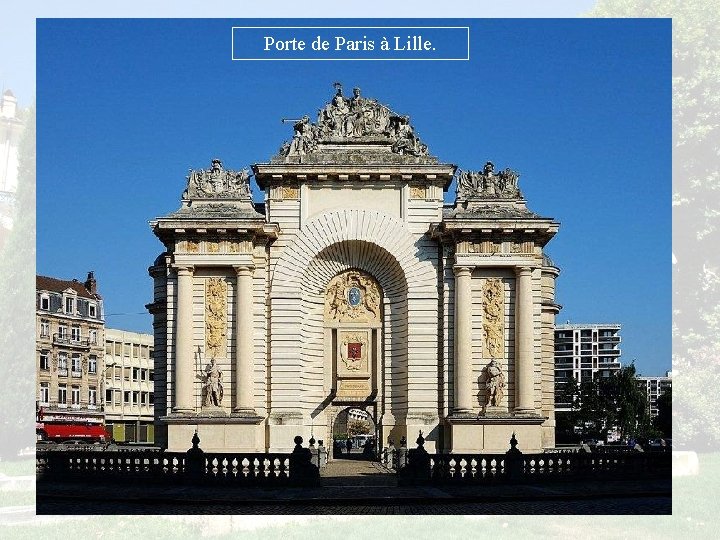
[332,406,378,461]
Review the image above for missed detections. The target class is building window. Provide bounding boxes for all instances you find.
[65,297,75,315]
[40,294,50,310]
[40,320,50,337]
[88,387,97,406]
[58,384,67,405]
[58,325,68,339]
[88,355,97,374]
[105,389,113,403]
[133,391,139,405]
[149,393,154,405]
[105,341,114,355]
[124,367,131,381]
[89,303,96,318]
[40,351,50,370]
[124,391,130,404]
[140,369,147,381]
[114,366,121,380]
[71,386,80,407]
[132,367,139,381]
[58,353,68,375]
[114,390,121,406]
[40,383,50,405]
[71,354,81,376]
[71,326,81,342]
[89,329,97,345]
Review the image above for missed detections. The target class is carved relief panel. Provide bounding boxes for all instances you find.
[205,277,227,358]
[325,269,382,401]
[338,330,370,377]
[482,277,505,360]
[325,270,381,325]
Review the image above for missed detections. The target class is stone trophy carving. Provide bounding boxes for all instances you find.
[281,83,429,158]
[183,159,252,200]
[325,269,381,323]
[457,161,522,200]
[202,357,224,407]
[482,278,505,359]
[484,359,505,407]
[205,277,227,358]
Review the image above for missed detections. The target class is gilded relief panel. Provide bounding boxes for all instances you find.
[205,277,227,358]
[325,270,381,324]
[482,277,505,359]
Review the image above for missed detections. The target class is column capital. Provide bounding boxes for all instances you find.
[173,264,194,276]
[514,265,533,276]
[233,265,255,276]
[453,265,473,277]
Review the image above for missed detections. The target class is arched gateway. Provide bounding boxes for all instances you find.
[148,85,561,455]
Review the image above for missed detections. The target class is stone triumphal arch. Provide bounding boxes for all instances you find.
[149,85,560,454]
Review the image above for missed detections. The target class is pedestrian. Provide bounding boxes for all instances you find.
[346,438,352,454]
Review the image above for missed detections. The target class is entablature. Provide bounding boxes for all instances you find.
[253,164,456,191]
[430,218,559,248]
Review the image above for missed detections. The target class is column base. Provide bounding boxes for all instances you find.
[514,407,540,417]
[232,407,261,417]
[171,407,196,416]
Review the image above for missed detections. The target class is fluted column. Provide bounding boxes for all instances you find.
[453,266,473,413]
[174,265,195,413]
[233,265,256,413]
[514,266,536,414]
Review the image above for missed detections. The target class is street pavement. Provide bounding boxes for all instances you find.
[36,454,671,515]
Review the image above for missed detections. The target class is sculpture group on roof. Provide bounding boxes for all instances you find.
[457,161,522,200]
[281,83,428,158]
[183,159,252,200]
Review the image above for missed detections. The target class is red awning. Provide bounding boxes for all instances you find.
[41,423,109,440]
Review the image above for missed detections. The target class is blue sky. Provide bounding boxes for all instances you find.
[36,18,671,376]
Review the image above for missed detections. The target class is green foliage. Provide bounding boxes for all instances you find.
[0,105,35,458]
[347,419,371,437]
[563,365,651,441]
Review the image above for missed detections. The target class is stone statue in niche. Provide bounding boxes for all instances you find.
[484,359,505,407]
[202,357,224,407]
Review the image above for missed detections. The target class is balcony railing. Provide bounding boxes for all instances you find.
[57,368,68,377]
[52,334,91,348]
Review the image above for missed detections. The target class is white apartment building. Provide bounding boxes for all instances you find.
[637,371,672,417]
[104,328,154,443]
[554,323,622,412]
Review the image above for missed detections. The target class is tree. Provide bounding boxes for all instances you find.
[347,419,371,437]
[562,365,651,442]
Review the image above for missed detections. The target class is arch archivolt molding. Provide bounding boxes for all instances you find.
[271,209,434,299]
